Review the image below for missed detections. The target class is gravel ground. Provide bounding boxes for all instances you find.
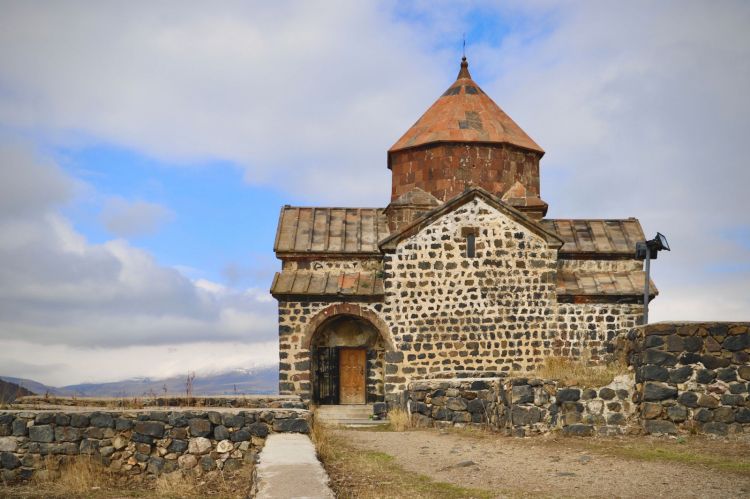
[335,428,750,498]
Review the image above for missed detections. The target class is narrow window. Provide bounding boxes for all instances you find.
[461,227,478,258]
[466,233,476,258]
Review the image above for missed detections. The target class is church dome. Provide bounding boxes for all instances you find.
[388,57,543,157]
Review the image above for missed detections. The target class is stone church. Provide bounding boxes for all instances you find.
[271,57,656,406]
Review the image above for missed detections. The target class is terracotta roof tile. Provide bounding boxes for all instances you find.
[270,271,384,297]
[542,219,644,257]
[389,57,543,155]
[274,207,389,255]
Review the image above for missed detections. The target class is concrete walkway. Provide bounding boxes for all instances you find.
[254,433,334,498]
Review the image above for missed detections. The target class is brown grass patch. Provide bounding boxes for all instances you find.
[387,408,411,432]
[526,355,629,388]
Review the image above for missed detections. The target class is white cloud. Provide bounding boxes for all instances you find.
[100,197,174,237]
[0,144,278,383]
[0,0,445,205]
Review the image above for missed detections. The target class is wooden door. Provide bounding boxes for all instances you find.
[339,348,366,404]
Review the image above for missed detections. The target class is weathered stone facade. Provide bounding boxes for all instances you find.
[271,57,656,407]
[380,196,560,395]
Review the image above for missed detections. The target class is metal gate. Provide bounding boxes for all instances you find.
[312,347,339,405]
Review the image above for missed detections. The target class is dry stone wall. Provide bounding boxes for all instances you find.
[406,374,637,437]
[0,408,310,483]
[621,322,750,436]
[381,197,559,397]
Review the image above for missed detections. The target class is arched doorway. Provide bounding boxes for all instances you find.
[310,315,387,405]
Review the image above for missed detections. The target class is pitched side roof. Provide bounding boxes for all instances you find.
[556,270,657,299]
[379,187,563,251]
[274,207,389,255]
[389,57,544,156]
[270,271,384,297]
[541,219,644,258]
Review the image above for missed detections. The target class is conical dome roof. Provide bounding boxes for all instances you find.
[389,57,543,155]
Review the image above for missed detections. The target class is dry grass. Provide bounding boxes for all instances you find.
[526,355,629,388]
[312,422,495,499]
[2,456,253,498]
[387,408,411,432]
[311,407,335,463]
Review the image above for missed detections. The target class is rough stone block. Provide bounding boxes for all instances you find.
[562,424,594,437]
[716,368,737,382]
[188,418,212,438]
[693,408,713,423]
[1,452,21,470]
[247,422,269,438]
[168,439,188,453]
[677,391,699,408]
[29,425,54,443]
[643,382,677,401]
[668,366,693,384]
[134,421,165,438]
[556,388,581,402]
[90,412,114,428]
[187,437,211,455]
[220,414,244,428]
[640,365,668,382]
[666,405,688,423]
[644,420,677,435]
[697,394,719,408]
[273,418,309,433]
[598,388,616,400]
[713,407,735,424]
[702,422,728,436]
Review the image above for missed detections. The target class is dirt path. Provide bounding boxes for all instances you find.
[334,428,750,498]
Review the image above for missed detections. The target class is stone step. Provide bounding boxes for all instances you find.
[315,404,384,426]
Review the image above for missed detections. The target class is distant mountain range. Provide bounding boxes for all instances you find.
[0,366,278,398]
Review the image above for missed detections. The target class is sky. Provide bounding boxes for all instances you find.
[0,0,748,386]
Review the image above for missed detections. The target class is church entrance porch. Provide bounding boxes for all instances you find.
[310,315,385,405]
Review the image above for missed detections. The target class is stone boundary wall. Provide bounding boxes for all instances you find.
[13,395,305,410]
[406,375,636,437]
[620,322,750,436]
[0,408,310,484]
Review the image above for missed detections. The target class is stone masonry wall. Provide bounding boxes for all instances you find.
[621,322,750,436]
[406,375,636,437]
[0,408,310,483]
[381,197,559,399]
[556,303,642,362]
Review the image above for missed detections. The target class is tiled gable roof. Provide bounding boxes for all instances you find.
[541,219,644,258]
[274,207,389,255]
